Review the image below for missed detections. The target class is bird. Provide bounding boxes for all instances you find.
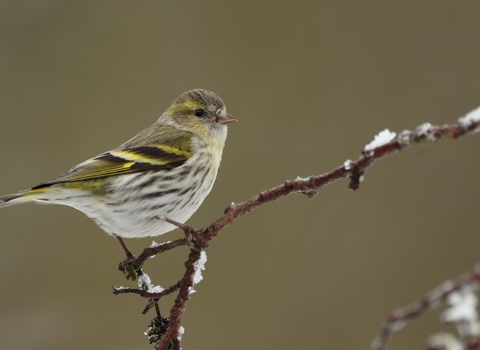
[0,89,236,250]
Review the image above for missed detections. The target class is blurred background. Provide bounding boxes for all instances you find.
[0,1,479,349]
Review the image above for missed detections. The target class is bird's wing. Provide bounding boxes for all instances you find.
[30,145,192,189]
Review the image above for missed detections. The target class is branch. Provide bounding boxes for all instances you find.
[133,115,480,272]
[116,107,480,349]
[371,263,480,350]
[204,112,480,241]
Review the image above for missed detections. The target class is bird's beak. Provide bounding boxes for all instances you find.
[216,110,237,125]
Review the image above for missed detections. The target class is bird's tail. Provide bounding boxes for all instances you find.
[0,189,47,208]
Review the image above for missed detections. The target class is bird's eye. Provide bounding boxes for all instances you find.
[194,109,205,117]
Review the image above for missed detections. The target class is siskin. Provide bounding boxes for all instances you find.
[0,89,236,245]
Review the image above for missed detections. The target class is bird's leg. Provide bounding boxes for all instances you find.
[114,234,134,258]
[114,234,142,281]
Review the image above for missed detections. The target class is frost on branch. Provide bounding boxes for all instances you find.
[138,273,164,294]
[193,251,207,285]
[425,285,480,350]
[458,106,480,132]
[426,332,463,350]
[364,129,397,152]
[442,284,480,339]
[190,251,207,295]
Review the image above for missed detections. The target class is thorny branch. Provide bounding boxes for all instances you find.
[114,114,480,350]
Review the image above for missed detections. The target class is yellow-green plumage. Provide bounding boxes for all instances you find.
[0,89,236,238]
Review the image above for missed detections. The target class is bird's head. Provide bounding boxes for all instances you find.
[166,89,236,136]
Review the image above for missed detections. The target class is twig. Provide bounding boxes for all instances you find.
[371,263,480,350]
[112,282,179,299]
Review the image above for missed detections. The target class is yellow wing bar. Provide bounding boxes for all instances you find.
[30,145,191,189]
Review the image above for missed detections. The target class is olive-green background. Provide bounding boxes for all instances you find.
[0,2,479,349]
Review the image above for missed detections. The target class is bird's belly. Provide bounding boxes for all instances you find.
[60,168,217,238]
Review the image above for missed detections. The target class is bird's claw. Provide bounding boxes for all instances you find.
[118,255,142,281]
